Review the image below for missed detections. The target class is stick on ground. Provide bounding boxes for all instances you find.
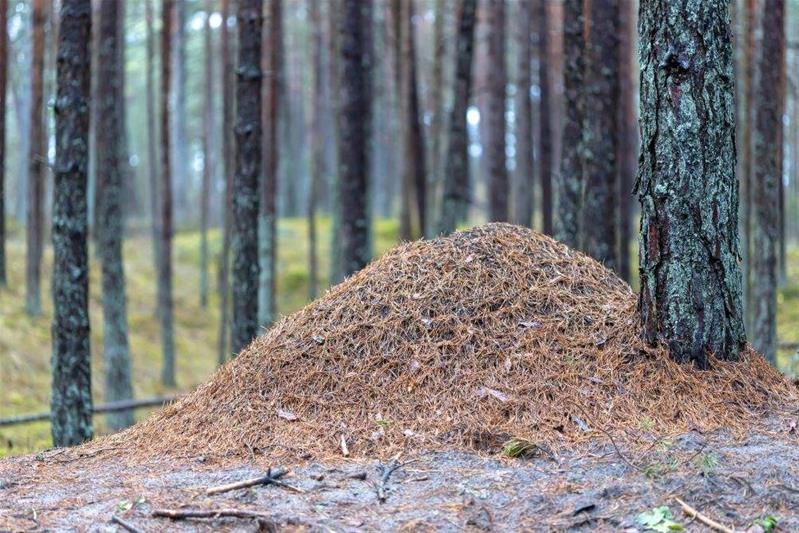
[674,497,734,533]
[152,508,277,523]
[111,515,145,533]
[205,467,294,495]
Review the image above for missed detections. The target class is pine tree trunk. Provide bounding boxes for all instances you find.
[402,0,426,238]
[438,0,476,235]
[392,0,412,241]
[200,0,214,309]
[171,0,187,223]
[536,0,553,235]
[338,0,372,276]
[742,0,757,329]
[231,0,262,354]
[0,0,7,287]
[581,0,619,271]
[51,0,92,447]
[158,0,176,386]
[26,0,46,316]
[485,0,507,223]
[512,0,533,228]
[217,0,234,364]
[751,0,785,364]
[97,0,133,431]
[637,0,746,367]
[145,0,158,271]
[428,0,446,236]
[308,0,323,300]
[258,0,279,329]
[556,0,584,247]
[617,0,637,283]
[327,0,343,285]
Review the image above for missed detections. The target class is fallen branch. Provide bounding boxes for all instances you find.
[375,459,418,503]
[206,467,305,495]
[152,508,276,523]
[111,515,145,533]
[675,497,734,533]
[0,395,182,427]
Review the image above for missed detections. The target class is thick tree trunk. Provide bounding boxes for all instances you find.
[438,0,477,235]
[158,0,176,386]
[337,0,372,276]
[217,0,234,364]
[556,0,584,247]
[536,0,553,235]
[327,0,343,284]
[637,0,746,367]
[0,0,6,287]
[231,0,262,354]
[751,0,785,364]
[741,0,757,328]
[308,0,323,300]
[512,0,533,228]
[51,0,92,447]
[145,0,158,271]
[200,0,214,309]
[428,0,446,236]
[485,0,507,223]
[581,0,619,271]
[97,0,133,431]
[258,0,278,329]
[26,0,46,316]
[617,0,637,283]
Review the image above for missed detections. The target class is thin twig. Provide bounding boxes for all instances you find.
[674,497,734,533]
[152,508,276,523]
[205,467,293,495]
[375,458,419,503]
[111,515,145,533]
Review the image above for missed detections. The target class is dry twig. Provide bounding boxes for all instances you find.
[674,497,734,533]
[205,467,304,495]
[111,515,145,533]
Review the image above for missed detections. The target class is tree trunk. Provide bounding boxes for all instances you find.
[145,0,158,272]
[428,0,446,236]
[485,0,507,223]
[26,0,46,316]
[170,0,187,223]
[556,0,584,247]
[231,0,262,354]
[438,0,477,235]
[158,0,176,386]
[512,0,533,228]
[536,0,553,235]
[308,0,323,300]
[217,0,234,364]
[581,0,619,272]
[637,0,746,367]
[0,0,7,287]
[751,0,785,364]
[200,0,214,309]
[741,0,757,328]
[258,0,278,329]
[337,0,372,276]
[51,0,92,447]
[327,0,343,285]
[97,0,133,431]
[617,0,637,283]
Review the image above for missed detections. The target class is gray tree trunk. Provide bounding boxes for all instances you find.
[536,0,553,235]
[485,0,507,223]
[637,0,746,367]
[308,0,323,300]
[512,0,533,228]
[51,0,92,447]
[0,0,7,287]
[200,0,214,309]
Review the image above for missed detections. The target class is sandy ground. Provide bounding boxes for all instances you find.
[2,423,799,532]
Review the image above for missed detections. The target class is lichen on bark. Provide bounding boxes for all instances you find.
[636,0,746,367]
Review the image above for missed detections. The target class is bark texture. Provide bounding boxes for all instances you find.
[751,0,785,363]
[512,0,533,228]
[337,0,372,276]
[0,0,6,286]
[581,0,619,271]
[97,0,133,430]
[485,0,507,223]
[232,0,263,354]
[637,0,746,367]
[51,0,92,447]
[438,0,477,235]
[556,0,584,247]
[158,0,176,385]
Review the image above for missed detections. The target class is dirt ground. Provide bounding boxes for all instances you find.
[2,419,799,532]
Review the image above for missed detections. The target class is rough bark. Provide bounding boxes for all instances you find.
[617,0,637,282]
[51,0,92,447]
[581,0,619,271]
[158,0,176,386]
[438,0,477,235]
[217,0,234,364]
[485,0,507,223]
[231,0,262,354]
[0,0,7,286]
[96,0,133,431]
[26,0,46,316]
[308,0,323,300]
[637,0,746,367]
[556,0,584,247]
[337,0,372,276]
[536,0,553,235]
[200,0,214,309]
[751,0,785,364]
[258,0,278,329]
[512,0,533,228]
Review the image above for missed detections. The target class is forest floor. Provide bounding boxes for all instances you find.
[1,419,798,531]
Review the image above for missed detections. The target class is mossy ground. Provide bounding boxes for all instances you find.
[0,220,796,457]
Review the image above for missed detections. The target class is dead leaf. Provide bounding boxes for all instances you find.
[277,408,298,421]
[477,386,509,403]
